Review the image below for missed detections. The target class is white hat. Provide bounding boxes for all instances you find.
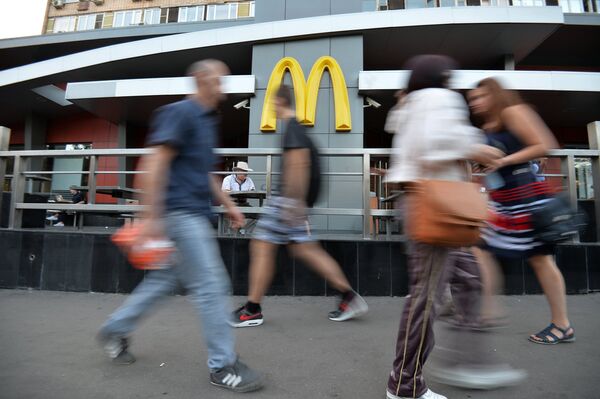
[233,161,253,172]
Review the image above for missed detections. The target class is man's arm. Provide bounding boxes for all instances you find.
[139,145,177,220]
[211,176,245,228]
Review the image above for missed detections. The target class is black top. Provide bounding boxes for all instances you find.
[486,130,537,188]
[282,119,321,207]
[72,191,84,204]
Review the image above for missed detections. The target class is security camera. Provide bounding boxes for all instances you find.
[363,97,381,109]
[233,99,250,110]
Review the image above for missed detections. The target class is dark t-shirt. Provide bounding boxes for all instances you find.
[71,191,84,204]
[282,119,321,207]
[145,99,218,217]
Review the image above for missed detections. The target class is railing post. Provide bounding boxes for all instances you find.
[0,126,10,221]
[588,122,600,242]
[561,154,580,242]
[8,155,26,229]
[363,152,371,239]
[88,155,97,204]
[563,155,578,209]
[266,155,272,199]
[590,155,600,242]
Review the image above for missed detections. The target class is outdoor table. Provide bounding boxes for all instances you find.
[227,190,268,207]
[73,186,142,200]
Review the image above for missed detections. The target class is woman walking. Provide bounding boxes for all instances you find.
[384,56,503,399]
[467,78,575,345]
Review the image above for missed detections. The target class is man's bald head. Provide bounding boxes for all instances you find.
[187,59,229,77]
[187,59,230,107]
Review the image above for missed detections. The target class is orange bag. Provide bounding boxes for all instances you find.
[405,180,487,247]
[111,224,174,270]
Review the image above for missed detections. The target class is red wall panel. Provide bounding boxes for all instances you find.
[47,113,121,203]
[7,123,24,146]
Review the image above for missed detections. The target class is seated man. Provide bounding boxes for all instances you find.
[53,186,86,227]
[221,161,255,206]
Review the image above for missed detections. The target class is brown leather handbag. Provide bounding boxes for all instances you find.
[405,179,487,247]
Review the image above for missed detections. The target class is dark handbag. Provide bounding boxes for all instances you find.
[530,195,587,243]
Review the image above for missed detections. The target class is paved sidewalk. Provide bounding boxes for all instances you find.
[1,289,599,399]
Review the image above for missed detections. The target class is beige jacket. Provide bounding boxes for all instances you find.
[384,88,484,183]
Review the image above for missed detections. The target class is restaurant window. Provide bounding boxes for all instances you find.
[45,144,92,191]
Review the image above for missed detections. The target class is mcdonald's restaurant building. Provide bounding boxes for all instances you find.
[1,1,599,294]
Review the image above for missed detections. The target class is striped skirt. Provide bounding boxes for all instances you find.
[481,181,555,259]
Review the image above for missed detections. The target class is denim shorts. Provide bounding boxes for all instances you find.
[253,196,315,245]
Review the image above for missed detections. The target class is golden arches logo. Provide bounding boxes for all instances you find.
[260,56,352,132]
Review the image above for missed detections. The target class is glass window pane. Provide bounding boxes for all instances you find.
[178,7,188,22]
[562,0,584,11]
[405,0,427,7]
[133,10,142,25]
[144,8,160,25]
[168,7,179,23]
[103,12,113,28]
[114,12,124,27]
[54,16,76,32]
[229,4,238,18]
[206,5,215,20]
[46,18,55,33]
[77,14,96,31]
[160,8,168,24]
[76,15,87,31]
[238,2,250,17]
[95,14,104,29]
[215,4,229,19]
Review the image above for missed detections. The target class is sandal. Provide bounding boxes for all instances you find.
[528,323,575,345]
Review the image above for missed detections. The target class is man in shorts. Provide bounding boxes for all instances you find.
[230,84,368,328]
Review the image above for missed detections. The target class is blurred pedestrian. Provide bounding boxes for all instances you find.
[230,84,368,328]
[97,60,263,393]
[468,78,574,345]
[384,55,505,399]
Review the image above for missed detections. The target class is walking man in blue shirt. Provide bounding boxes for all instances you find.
[98,60,263,393]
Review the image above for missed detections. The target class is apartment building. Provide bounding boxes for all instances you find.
[44,0,255,34]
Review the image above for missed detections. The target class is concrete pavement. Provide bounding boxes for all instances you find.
[1,289,599,399]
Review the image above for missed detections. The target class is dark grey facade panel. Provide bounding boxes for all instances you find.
[255,0,367,23]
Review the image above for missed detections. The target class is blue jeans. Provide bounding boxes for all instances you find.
[100,212,236,371]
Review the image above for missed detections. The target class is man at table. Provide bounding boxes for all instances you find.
[221,161,255,192]
[50,186,86,226]
[221,161,255,206]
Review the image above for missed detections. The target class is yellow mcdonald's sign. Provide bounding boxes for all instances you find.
[260,56,352,132]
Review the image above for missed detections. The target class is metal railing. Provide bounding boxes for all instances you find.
[1,147,599,240]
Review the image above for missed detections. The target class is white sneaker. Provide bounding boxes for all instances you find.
[53,222,65,227]
[428,364,527,390]
[386,388,447,399]
[46,215,58,221]
[328,291,368,322]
